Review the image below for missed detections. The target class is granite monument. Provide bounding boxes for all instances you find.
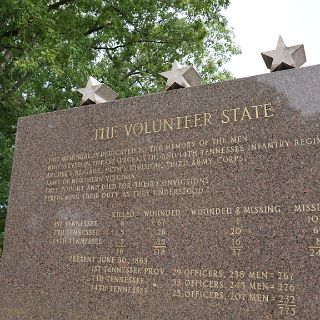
[1,65,320,319]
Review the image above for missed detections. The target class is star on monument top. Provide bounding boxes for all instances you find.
[159,60,202,90]
[261,36,306,72]
[77,76,118,106]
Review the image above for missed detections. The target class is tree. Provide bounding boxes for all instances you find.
[0,0,239,250]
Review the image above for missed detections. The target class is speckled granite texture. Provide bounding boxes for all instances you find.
[1,66,320,320]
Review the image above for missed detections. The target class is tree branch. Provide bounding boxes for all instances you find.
[84,25,105,36]
[84,5,136,36]
[0,73,30,104]
[93,40,169,51]
[0,29,19,40]
[48,0,74,10]
[93,44,126,51]
[121,63,148,80]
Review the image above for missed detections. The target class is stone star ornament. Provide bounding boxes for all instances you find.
[77,76,118,106]
[159,60,202,90]
[261,36,306,72]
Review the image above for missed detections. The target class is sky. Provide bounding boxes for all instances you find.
[224,0,320,78]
